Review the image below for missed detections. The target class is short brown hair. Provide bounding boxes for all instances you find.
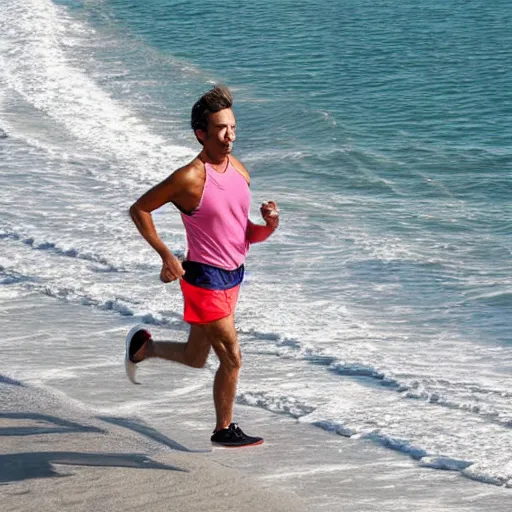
[191,85,233,133]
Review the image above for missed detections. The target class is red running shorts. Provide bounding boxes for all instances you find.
[180,278,241,324]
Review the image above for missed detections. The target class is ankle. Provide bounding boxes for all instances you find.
[146,340,155,358]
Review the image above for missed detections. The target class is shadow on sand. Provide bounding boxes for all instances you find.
[0,412,105,436]
[0,411,188,483]
[0,451,186,483]
[98,415,210,453]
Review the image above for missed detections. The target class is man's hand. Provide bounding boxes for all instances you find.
[160,253,185,283]
[246,200,280,244]
[260,200,279,231]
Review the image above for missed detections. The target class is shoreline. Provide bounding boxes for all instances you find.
[1,292,511,511]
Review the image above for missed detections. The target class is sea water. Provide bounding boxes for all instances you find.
[1,0,511,488]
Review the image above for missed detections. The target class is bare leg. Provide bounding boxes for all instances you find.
[203,314,241,431]
[132,316,241,431]
[134,324,211,369]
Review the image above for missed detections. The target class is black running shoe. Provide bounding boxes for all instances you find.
[125,325,152,385]
[210,423,264,447]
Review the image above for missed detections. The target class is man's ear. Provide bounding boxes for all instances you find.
[195,129,207,144]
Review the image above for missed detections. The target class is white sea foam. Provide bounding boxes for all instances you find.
[0,0,194,184]
[0,227,121,271]
[241,377,512,487]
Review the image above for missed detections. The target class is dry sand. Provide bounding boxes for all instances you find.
[0,382,307,512]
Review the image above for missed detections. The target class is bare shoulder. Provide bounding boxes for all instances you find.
[230,155,251,186]
[171,157,205,186]
[133,157,204,213]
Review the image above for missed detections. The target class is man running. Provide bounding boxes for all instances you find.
[126,85,279,447]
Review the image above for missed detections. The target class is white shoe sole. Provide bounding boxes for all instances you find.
[125,324,150,385]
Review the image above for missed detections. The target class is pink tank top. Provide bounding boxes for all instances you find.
[181,159,251,270]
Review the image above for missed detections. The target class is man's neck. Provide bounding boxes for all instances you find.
[200,150,229,171]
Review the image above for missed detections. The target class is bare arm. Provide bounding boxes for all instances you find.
[129,165,199,281]
[129,176,175,259]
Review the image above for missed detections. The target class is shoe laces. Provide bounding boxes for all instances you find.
[229,423,244,438]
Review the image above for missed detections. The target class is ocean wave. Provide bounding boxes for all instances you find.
[0,0,193,182]
[19,280,185,331]
[329,359,512,430]
[419,455,472,471]
[471,290,512,307]
[38,284,134,317]
[238,393,512,487]
[463,463,512,487]
[305,417,511,488]
[235,339,512,487]
[0,228,122,272]
[0,374,24,387]
[237,391,315,419]
[0,266,35,286]
[244,146,402,196]
[240,328,512,431]
[328,361,402,389]
[401,384,512,430]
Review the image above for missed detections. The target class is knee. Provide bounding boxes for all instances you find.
[219,349,242,372]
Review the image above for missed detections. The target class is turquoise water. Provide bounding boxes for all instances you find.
[1,0,511,486]
[94,0,512,342]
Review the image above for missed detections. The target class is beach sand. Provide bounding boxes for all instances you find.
[1,293,511,511]
[0,382,308,512]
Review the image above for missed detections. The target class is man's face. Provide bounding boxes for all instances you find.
[200,108,236,155]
